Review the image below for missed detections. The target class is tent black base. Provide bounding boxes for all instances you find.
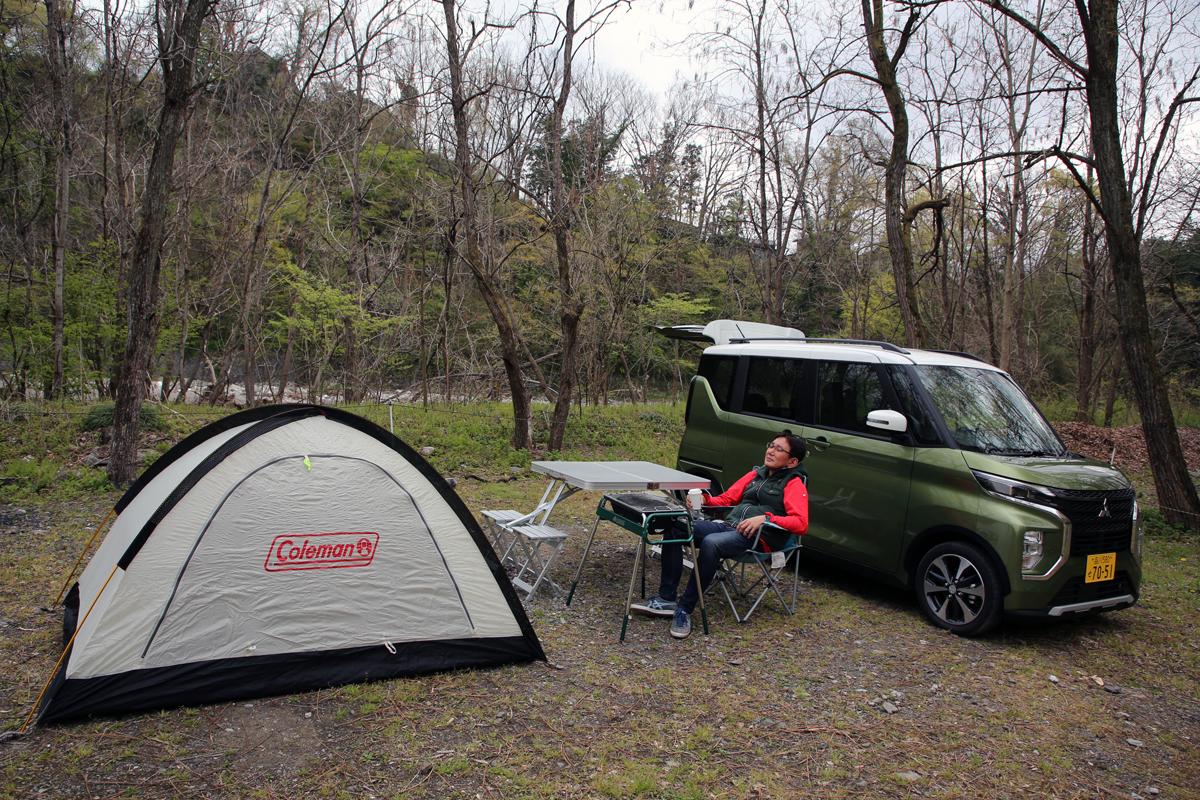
[38,636,540,724]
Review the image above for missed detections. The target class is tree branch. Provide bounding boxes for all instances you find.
[972,0,1086,78]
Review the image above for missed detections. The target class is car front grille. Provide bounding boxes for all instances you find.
[1050,571,1135,607]
[1041,487,1135,556]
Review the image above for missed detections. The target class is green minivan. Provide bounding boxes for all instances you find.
[661,320,1142,636]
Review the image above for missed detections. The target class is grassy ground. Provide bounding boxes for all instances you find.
[1,402,1197,799]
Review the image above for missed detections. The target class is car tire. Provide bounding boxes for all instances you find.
[914,541,1003,636]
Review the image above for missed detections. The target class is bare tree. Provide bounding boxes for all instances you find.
[859,0,951,347]
[691,0,831,326]
[43,0,73,399]
[439,0,537,448]
[523,0,630,450]
[109,0,216,485]
[977,0,1200,528]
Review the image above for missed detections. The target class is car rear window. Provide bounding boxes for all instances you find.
[743,357,804,420]
[698,355,737,410]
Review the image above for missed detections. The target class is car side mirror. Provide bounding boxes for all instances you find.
[866,409,908,433]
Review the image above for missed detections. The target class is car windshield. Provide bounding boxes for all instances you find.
[911,365,1066,456]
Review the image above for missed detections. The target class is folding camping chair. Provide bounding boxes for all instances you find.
[699,496,804,623]
[480,509,524,559]
[713,521,803,623]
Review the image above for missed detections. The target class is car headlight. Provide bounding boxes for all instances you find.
[971,470,1056,504]
[1022,530,1044,571]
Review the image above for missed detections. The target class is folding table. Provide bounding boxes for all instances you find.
[481,461,709,616]
[531,461,710,640]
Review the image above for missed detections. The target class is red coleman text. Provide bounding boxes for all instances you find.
[264,531,379,572]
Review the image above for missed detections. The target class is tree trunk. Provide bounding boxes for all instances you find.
[109,0,214,486]
[1082,0,1199,528]
[545,0,580,452]
[1102,359,1120,428]
[862,0,927,347]
[44,0,71,400]
[440,0,532,450]
[1075,194,1100,422]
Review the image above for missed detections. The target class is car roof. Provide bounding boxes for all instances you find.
[703,340,1005,371]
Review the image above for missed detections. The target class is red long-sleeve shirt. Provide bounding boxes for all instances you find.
[704,469,809,535]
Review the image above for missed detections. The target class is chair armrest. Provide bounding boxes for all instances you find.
[756,521,795,552]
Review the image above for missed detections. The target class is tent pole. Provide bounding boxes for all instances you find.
[52,508,116,607]
[20,564,119,734]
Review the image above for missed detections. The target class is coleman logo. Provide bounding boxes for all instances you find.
[1098,498,1112,519]
[264,532,379,572]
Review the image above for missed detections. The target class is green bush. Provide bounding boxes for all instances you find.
[2,458,60,493]
[81,402,167,433]
[60,467,116,496]
[3,401,42,422]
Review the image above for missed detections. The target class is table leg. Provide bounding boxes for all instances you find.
[621,536,645,642]
[687,537,709,636]
[565,516,602,606]
[639,537,647,599]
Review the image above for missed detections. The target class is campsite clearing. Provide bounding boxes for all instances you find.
[1,404,1198,799]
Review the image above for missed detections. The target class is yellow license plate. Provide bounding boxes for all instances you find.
[1085,552,1116,583]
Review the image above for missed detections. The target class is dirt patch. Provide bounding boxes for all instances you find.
[207,702,323,780]
[1057,421,1200,476]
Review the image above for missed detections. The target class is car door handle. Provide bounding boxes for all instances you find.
[806,436,830,452]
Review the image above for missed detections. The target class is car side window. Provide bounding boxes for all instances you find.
[743,357,803,420]
[698,355,737,410]
[887,366,942,445]
[814,361,885,433]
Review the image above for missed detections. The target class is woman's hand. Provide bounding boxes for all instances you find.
[735,515,766,537]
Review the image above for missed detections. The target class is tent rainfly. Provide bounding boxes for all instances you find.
[35,405,543,724]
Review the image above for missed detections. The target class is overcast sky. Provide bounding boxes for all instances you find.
[587,0,716,98]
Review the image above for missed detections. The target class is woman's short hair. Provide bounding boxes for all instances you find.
[777,430,807,462]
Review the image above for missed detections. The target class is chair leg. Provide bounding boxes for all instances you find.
[719,549,802,622]
[526,540,564,599]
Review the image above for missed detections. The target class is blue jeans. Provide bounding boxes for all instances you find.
[657,518,752,613]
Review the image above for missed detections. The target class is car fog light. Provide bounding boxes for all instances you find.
[1022,530,1044,571]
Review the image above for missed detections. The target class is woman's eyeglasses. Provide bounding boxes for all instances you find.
[766,442,792,456]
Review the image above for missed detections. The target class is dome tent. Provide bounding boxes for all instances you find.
[36,404,543,724]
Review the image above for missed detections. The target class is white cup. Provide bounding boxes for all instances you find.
[687,488,704,512]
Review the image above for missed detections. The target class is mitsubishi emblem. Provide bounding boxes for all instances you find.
[1098,498,1112,519]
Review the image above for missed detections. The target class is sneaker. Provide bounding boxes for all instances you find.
[630,595,677,617]
[670,608,692,639]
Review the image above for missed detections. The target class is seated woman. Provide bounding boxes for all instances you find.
[636,430,808,639]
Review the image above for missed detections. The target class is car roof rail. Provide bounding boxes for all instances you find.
[728,336,911,354]
[927,349,985,362]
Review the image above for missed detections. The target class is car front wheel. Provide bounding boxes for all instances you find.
[915,541,1002,636]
